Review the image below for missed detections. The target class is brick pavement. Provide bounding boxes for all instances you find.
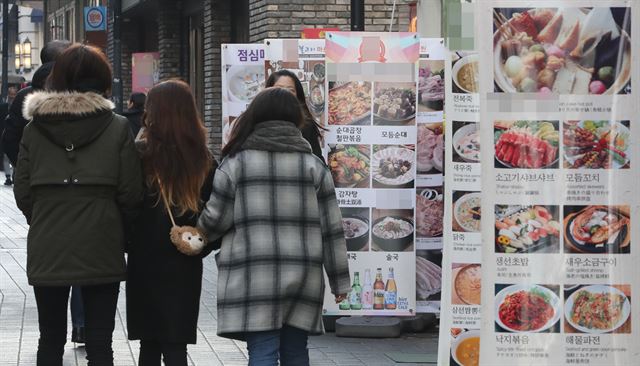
[0,186,437,365]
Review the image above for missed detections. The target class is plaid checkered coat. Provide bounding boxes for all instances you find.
[197,121,351,340]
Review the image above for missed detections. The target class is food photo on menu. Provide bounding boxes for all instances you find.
[416,250,442,303]
[451,51,479,94]
[451,263,481,306]
[452,191,482,233]
[328,81,372,125]
[373,82,417,126]
[495,205,561,254]
[452,121,480,164]
[563,205,630,254]
[418,60,445,112]
[564,284,631,334]
[328,144,371,189]
[495,284,562,334]
[494,120,560,169]
[450,328,479,366]
[563,120,631,169]
[417,124,444,175]
[372,145,415,189]
[340,207,370,252]
[416,187,444,238]
[493,7,632,94]
[371,208,414,252]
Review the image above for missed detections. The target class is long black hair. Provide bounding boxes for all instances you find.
[265,69,326,136]
[221,87,304,158]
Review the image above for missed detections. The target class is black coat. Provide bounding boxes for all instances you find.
[2,62,53,165]
[122,108,143,138]
[126,163,217,344]
[301,118,324,163]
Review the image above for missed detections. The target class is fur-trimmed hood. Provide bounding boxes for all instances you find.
[23,90,114,120]
[23,91,116,152]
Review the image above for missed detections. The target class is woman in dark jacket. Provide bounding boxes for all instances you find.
[13,44,144,365]
[265,69,326,162]
[126,80,215,366]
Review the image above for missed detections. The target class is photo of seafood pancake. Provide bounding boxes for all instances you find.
[493,8,632,94]
[564,206,630,254]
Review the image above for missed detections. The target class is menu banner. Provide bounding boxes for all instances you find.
[477,1,639,365]
[321,32,420,316]
[416,38,447,314]
[221,44,266,145]
[438,6,483,362]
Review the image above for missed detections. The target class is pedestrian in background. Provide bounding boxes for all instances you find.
[265,70,325,162]
[1,86,18,185]
[13,44,143,365]
[123,92,146,138]
[197,88,350,366]
[126,80,216,366]
[2,40,71,166]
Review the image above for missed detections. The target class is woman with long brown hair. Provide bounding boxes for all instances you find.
[126,80,215,366]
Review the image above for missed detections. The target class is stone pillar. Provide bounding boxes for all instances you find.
[203,0,231,157]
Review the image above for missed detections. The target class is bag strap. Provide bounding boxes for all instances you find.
[157,179,177,228]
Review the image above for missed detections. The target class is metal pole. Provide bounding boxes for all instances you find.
[112,0,122,113]
[2,0,9,101]
[350,0,364,31]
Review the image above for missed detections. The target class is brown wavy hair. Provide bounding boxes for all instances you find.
[141,80,212,215]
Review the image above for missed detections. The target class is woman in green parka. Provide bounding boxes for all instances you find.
[13,44,144,365]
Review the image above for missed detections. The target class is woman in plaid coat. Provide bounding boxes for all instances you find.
[198,88,350,365]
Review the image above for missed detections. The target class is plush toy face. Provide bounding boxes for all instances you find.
[181,230,205,251]
[170,226,206,256]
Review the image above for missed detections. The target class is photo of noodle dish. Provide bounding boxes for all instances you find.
[372,209,414,252]
[564,285,631,334]
[372,145,415,188]
[495,284,561,333]
[328,81,372,125]
[495,205,561,254]
[493,8,632,94]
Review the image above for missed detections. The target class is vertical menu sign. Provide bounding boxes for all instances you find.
[478,1,639,366]
[321,32,420,316]
[263,39,327,130]
[416,38,447,314]
[438,21,484,365]
[221,44,266,145]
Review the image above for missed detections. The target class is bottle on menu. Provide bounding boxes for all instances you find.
[384,267,397,310]
[373,268,385,310]
[361,269,373,310]
[349,271,362,310]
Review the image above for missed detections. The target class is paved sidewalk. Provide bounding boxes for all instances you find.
[0,186,437,365]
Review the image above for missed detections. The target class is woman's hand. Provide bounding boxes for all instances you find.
[334,294,348,304]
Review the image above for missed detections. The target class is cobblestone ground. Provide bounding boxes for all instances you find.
[0,186,437,365]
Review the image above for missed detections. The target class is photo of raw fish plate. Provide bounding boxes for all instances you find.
[493,8,632,94]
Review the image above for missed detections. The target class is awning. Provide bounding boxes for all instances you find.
[31,8,44,23]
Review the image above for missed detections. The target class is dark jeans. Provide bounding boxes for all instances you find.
[70,286,85,328]
[33,282,120,366]
[245,325,309,366]
[138,339,188,366]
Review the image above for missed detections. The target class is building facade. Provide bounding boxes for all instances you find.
[45,0,416,156]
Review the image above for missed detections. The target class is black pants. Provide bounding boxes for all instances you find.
[33,282,120,366]
[138,339,188,366]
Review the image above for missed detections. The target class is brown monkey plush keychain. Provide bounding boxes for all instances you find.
[158,180,207,256]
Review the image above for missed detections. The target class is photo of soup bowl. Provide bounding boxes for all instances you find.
[372,216,414,252]
[452,54,479,94]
